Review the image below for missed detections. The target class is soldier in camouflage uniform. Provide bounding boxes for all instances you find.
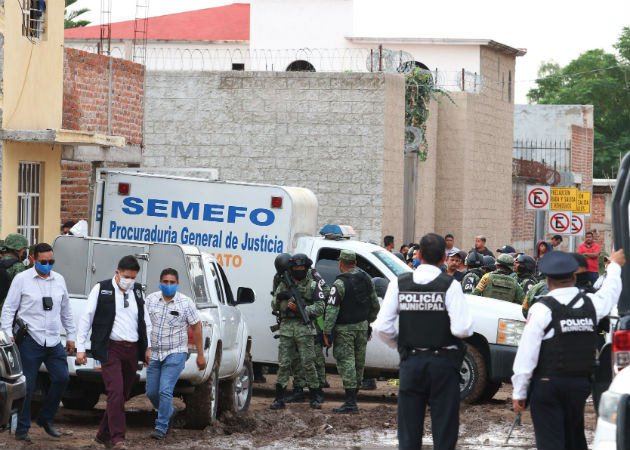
[285,264,330,403]
[270,254,325,410]
[323,250,380,413]
[521,280,548,318]
[0,233,29,308]
[461,251,484,293]
[472,254,525,304]
[510,254,539,294]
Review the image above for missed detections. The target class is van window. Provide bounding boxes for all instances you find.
[315,247,386,284]
[186,255,210,306]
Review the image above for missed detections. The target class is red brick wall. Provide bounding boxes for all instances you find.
[63,48,144,145]
[60,162,91,224]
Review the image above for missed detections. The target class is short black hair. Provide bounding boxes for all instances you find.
[552,235,563,242]
[419,233,446,265]
[572,253,589,269]
[160,268,179,282]
[118,255,140,272]
[445,234,454,240]
[585,231,594,237]
[384,235,394,247]
[62,221,76,229]
[33,242,53,258]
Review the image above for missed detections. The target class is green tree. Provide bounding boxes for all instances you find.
[64,0,90,29]
[528,27,630,178]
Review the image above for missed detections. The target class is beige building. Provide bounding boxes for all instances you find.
[0,1,123,244]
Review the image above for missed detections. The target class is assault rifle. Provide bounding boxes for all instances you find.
[274,253,311,325]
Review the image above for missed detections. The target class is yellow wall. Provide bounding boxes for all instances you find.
[1,142,62,244]
[1,0,64,129]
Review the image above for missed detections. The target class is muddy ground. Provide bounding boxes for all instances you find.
[0,374,597,449]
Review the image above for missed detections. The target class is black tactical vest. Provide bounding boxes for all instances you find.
[536,292,597,377]
[398,272,459,351]
[336,269,373,324]
[90,279,147,363]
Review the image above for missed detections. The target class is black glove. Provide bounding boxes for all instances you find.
[277,291,291,301]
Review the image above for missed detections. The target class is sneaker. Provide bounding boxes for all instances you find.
[150,429,166,440]
[95,434,113,448]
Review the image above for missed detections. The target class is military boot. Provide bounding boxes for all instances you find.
[309,388,324,409]
[332,389,358,413]
[284,387,305,403]
[270,384,285,410]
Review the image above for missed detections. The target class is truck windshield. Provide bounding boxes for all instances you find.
[372,250,412,277]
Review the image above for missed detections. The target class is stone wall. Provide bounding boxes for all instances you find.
[143,71,405,242]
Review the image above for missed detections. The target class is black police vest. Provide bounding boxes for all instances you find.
[536,292,597,377]
[90,279,147,363]
[397,272,459,350]
[336,269,373,324]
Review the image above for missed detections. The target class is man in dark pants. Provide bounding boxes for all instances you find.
[76,256,152,450]
[512,249,624,450]
[0,242,76,442]
[373,233,473,450]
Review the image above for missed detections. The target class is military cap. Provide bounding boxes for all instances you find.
[496,245,516,254]
[496,253,514,267]
[4,233,28,251]
[538,251,578,279]
[338,249,356,262]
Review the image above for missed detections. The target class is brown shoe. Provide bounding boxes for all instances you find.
[95,434,112,449]
[112,441,127,450]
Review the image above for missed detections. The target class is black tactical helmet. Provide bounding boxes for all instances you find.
[289,253,312,268]
[465,251,484,269]
[372,277,389,298]
[516,254,536,273]
[482,255,496,271]
[274,253,292,273]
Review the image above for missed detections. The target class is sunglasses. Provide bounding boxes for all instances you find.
[123,292,129,308]
[38,259,55,265]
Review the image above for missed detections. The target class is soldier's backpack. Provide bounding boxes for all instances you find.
[483,272,519,302]
[0,257,19,305]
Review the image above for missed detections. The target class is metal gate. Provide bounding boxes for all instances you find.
[17,162,41,245]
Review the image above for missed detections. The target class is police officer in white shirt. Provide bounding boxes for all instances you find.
[372,233,473,450]
[0,242,76,442]
[511,249,625,450]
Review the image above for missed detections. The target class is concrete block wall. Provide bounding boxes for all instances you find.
[143,71,405,243]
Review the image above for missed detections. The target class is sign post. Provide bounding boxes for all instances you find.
[527,186,551,255]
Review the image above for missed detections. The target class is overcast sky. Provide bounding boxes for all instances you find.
[72,0,629,103]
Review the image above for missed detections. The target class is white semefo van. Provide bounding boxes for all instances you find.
[93,170,525,402]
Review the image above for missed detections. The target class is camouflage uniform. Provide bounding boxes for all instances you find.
[323,267,380,390]
[510,271,539,294]
[461,268,483,294]
[1,254,26,281]
[272,276,325,390]
[521,280,548,318]
[472,269,525,304]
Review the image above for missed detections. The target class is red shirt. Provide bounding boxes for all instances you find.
[577,242,601,273]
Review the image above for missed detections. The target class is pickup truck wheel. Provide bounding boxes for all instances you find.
[480,381,502,402]
[62,391,100,410]
[460,345,488,404]
[183,358,219,429]
[218,352,253,415]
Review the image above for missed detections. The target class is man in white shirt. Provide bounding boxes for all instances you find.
[511,249,624,450]
[0,242,76,442]
[76,255,152,450]
[373,233,473,450]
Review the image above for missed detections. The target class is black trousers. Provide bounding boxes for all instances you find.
[529,375,591,450]
[398,352,460,450]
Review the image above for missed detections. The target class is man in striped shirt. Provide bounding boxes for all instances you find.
[145,268,206,440]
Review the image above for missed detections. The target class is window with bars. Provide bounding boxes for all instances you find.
[17,162,41,245]
[22,0,46,40]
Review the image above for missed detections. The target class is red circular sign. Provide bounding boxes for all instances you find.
[528,188,549,209]
[571,215,584,234]
[550,212,571,233]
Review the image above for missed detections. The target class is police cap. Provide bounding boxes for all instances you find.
[4,233,28,251]
[496,245,516,254]
[338,249,356,262]
[538,251,578,279]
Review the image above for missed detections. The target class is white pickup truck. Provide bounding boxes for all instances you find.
[92,170,525,403]
[45,235,254,428]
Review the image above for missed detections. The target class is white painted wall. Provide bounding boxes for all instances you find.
[514,104,594,141]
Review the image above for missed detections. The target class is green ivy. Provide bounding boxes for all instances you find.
[405,68,451,161]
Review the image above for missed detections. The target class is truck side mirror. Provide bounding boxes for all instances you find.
[617,393,630,450]
[237,287,255,305]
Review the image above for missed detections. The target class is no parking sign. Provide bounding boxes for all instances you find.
[571,214,585,236]
[526,186,551,210]
[548,211,572,235]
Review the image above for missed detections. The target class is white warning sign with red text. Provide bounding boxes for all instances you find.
[526,185,551,210]
[548,211,572,235]
[571,214,585,236]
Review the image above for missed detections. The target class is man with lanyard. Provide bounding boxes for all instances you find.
[512,249,624,450]
[322,250,380,413]
[76,255,152,450]
[373,233,473,450]
[145,268,206,440]
[0,242,76,442]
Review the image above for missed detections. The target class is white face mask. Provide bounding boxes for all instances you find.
[118,276,136,291]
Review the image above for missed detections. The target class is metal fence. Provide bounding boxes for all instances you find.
[512,139,573,186]
[69,44,485,93]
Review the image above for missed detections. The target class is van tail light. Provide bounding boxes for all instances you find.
[187,328,197,351]
[612,330,630,375]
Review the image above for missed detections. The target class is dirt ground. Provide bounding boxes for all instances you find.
[0,375,597,449]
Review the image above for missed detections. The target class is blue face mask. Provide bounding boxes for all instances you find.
[35,261,53,275]
[413,258,421,268]
[159,283,178,297]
